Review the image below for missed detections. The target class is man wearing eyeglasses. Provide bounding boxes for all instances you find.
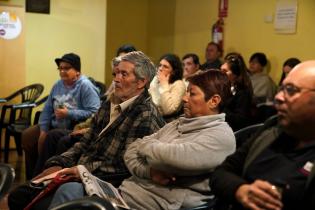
[210,60,315,210]
[22,53,101,180]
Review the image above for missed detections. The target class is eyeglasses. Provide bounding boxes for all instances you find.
[278,83,315,97]
[57,66,72,71]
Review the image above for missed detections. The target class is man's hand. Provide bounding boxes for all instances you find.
[55,107,68,119]
[150,168,176,186]
[235,180,283,210]
[57,166,81,180]
[32,166,62,181]
[70,128,90,136]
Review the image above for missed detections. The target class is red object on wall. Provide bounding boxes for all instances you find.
[218,0,228,18]
[212,18,224,51]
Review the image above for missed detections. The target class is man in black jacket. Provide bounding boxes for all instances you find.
[211,60,315,210]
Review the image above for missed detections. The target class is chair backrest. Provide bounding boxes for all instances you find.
[94,81,107,96]
[0,84,44,131]
[87,77,107,97]
[50,196,117,210]
[33,95,49,125]
[234,123,264,148]
[0,163,15,200]
[3,83,44,104]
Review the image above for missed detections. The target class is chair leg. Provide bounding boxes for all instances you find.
[4,129,10,163]
[14,133,23,156]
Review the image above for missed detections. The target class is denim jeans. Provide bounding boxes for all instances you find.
[48,182,86,209]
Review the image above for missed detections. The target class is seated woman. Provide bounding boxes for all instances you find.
[22,53,100,179]
[221,52,254,131]
[278,57,301,85]
[48,70,236,210]
[149,53,186,121]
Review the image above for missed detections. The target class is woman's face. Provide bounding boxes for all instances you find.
[283,65,293,76]
[182,83,211,118]
[158,59,173,77]
[58,61,80,85]
[221,62,236,83]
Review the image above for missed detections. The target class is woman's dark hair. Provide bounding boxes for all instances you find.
[116,44,137,56]
[224,52,253,96]
[279,57,301,85]
[182,53,200,65]
[249,52,267,67]
[187,69,232,112]
[159,54,183,84]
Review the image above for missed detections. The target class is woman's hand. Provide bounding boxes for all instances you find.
[157,70,170,86]
[150,168,176,186]
[235,180,283,210]
[55,106,68,119]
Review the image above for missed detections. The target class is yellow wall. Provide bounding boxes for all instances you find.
[1,0,106,96]
[105,0,149,85]
[173,0,315,83]
[2,0,315,88]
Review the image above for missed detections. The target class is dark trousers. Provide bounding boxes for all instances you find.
[33,129,79,176]
[8,184,53,210]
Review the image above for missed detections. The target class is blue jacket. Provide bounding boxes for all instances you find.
[39,75,100,132]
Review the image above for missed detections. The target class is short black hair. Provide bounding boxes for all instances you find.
[116,44,137,56]
[249,52,267,67]
[182,53,200,65]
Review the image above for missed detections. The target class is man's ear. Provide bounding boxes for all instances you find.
[207,94,221,110]
[137,78,148,89]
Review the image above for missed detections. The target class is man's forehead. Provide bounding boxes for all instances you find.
[285,61,315,86]
[117,61,135,71]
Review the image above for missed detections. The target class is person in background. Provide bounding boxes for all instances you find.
[182,53,200,87]
[221,52,253,131]
[21,53,100,180]
[278,57,301,85]
[48,70,236,210]
[248,52,276,104]
[116,44,137,56]
[149,53,186,121]
[200,42,222,70]
[211,60,315,210]
[9,51,165,210]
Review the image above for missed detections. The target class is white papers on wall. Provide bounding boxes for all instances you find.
[274,0,297,34]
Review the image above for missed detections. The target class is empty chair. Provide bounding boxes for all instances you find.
[3,95,48,163]
[0,84,44,159]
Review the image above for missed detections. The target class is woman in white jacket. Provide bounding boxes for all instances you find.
[149,54,186,120]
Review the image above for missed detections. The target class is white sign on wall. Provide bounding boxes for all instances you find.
[0,11,22,40]
[274,0,297,34]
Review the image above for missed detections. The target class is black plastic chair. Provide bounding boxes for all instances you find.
[234,123,264,148]
[3,95,48,163]
[50,196,118,210]
[0,163,15,200]
[94,81,107,96]
[0,84,44,154]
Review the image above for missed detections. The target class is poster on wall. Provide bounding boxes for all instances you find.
[0,11,22,40]
[274,0,297,34]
